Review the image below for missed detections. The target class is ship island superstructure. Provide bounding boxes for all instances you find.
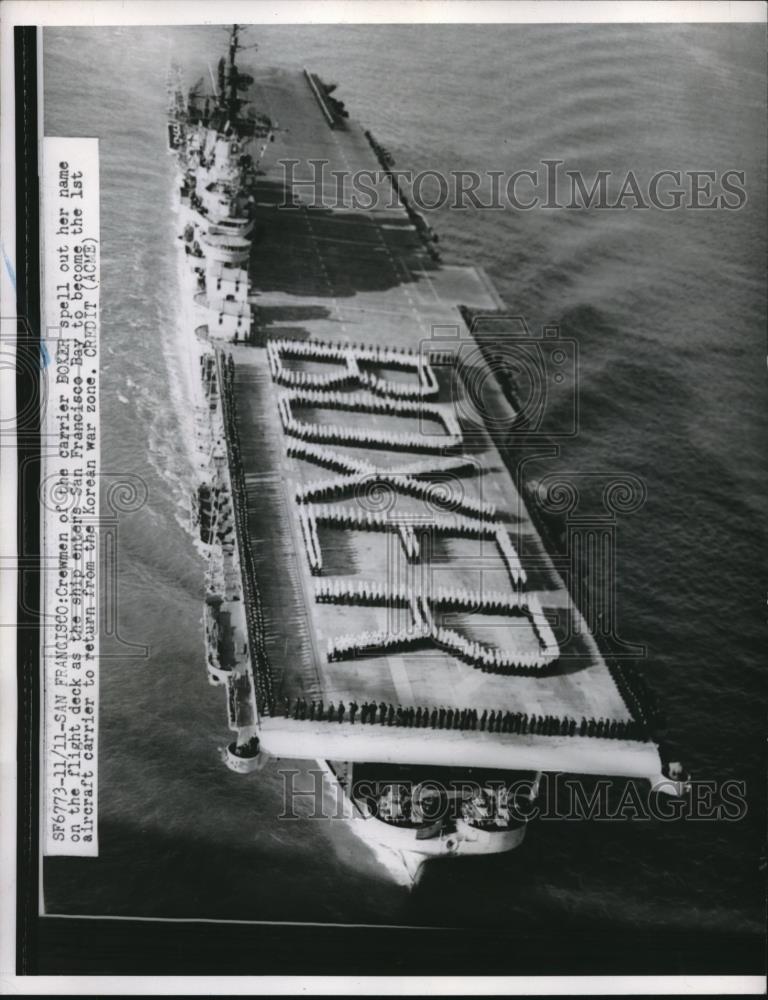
[168,27,685,879]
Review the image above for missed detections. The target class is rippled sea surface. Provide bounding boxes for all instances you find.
[43,24,766,948]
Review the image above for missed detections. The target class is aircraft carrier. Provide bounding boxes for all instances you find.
[168,26,686,879]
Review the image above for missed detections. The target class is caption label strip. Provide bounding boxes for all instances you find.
[42,137,100,856]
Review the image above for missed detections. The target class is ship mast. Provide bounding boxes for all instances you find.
[227,24,240,119]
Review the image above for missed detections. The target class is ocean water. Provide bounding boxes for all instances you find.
[42,24,766,942]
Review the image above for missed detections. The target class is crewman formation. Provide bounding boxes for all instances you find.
[167,26,688,881]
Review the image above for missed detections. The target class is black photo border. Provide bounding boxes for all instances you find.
[12,18,765,981]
